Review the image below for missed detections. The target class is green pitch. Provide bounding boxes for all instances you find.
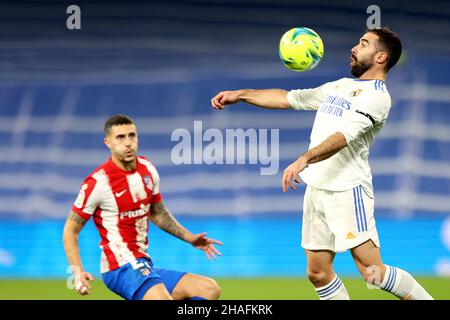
[0,277,449,300]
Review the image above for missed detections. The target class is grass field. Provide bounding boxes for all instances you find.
[0,277,449,300]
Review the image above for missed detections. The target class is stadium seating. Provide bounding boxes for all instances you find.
[0,0,448,278]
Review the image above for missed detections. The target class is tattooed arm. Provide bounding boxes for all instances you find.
[150,201,223,260]
[150,201,195,242]
[62,211,94,295]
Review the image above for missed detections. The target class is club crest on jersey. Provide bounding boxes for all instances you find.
[143,175,153,189]
[350,89,363,97]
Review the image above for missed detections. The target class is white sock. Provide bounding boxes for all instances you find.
[379,265,433,300]
[315,274,350,300]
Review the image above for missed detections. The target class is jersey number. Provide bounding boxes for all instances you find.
[130,259,151,270]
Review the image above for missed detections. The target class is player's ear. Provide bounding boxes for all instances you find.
[376,51,388,65]
[104,136,112,150]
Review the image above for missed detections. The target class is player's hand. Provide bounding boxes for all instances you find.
[74,271,95,295]
[190,232,223,260]
[211,90,241,110]
[282,157,308,192]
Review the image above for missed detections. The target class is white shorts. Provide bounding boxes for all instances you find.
[301,184,380,253]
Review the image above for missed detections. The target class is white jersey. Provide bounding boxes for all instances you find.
[287,77,391,196]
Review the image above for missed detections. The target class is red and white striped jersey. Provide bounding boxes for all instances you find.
[71,156,162,273]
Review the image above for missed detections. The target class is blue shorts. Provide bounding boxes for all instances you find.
[101,257,187,300]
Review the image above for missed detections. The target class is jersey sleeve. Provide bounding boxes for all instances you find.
[71,177,101,220]
[287,80,339,111]
[339,91,391,144]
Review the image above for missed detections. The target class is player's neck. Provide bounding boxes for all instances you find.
[111,155,136,172]
[358,69,386,82]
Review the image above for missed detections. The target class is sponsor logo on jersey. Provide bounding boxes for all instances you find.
[319,95,352,118]
[120,204,150,219]
[324,95,352,110]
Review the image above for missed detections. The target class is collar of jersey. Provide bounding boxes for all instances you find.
[352,78,385,83]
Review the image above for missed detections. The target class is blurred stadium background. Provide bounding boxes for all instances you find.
[0,0,449,299]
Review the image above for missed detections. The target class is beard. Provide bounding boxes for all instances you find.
[122,156,135,163]
[350,55,373,78]
[121,149,136,162]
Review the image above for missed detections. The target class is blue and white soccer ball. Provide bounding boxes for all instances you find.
[279,27,324,72]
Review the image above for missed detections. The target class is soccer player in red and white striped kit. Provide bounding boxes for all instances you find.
[63,115,222,300]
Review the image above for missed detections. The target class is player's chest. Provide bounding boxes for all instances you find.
[317,86,363,121]
[106,171,155,212]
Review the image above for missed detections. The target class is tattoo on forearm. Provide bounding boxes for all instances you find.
[151,202,189,241]
[68,211,88,226]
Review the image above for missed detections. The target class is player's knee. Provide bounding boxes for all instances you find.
[307,268,332,287]
[202,278,221,300]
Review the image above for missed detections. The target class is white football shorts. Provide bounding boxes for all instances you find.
[301,184,380,253]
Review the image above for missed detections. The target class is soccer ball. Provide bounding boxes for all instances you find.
[279,27,324,72]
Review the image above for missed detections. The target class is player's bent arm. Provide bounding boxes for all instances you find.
[150,201,195,243]
[211,89,291,110]
[282,132,348,192]
[302,132,348,164]
[150,201,223,260]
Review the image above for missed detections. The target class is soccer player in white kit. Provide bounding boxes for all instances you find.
[211,27,433,300]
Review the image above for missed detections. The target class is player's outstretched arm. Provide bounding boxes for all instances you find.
[150,201,223,260]
[211,89,291,110]
[62,211,95,295]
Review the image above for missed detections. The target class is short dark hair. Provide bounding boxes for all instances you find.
[367,27,402,72]
[104,114,135,136]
